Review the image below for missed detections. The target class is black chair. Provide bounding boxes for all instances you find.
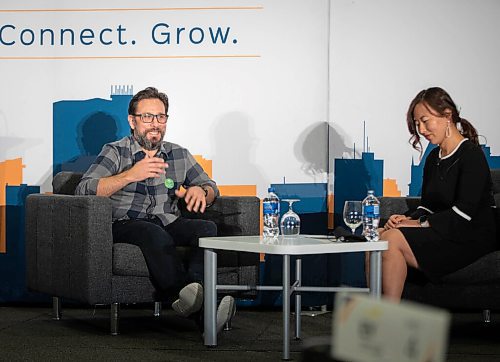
[25,171,260,334]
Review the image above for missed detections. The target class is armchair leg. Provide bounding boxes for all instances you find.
[154,302,161,317]
[52,297,61,320]
[111,303,120,335]
[483,309,491,323]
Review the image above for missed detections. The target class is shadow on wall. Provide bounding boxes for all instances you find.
[329,123,361,161]
[293,122,329,177]
[293,122,360,179]
[59,112,119,173]
[212,112,265,193]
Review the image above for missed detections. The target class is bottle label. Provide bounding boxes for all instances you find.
[263,201,278,215]
[363,204,379,218]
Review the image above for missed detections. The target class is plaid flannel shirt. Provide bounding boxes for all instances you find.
[75,135,219,226]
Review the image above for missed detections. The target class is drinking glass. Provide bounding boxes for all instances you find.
[343,200,363,234]
[280,199,301,237]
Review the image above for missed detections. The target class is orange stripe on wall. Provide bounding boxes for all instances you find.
[0,6,264,13]
[193,156,257,197]
[0,55,261,61]
[218,185,256,197]
[328,193,334,229]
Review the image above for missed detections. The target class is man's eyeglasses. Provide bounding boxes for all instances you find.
[133,113,168,124]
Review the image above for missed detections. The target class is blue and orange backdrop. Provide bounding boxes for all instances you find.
[1,0,499,303]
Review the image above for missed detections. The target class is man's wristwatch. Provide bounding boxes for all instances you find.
[200,185,210,198]
[418,215,430,228]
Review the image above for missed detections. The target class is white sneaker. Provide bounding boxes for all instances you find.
[216,295,236,333]
[171,282,204,317]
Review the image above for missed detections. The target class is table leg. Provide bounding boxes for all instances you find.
[369,250,382,298]
[295,257,302,340]
[204,248,217,346]
[283,254,290,360]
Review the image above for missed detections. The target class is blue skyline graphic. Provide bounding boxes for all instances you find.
[53,85,133,176]
[334,151,383,215]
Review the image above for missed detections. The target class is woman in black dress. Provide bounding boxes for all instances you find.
[380,87,496,301]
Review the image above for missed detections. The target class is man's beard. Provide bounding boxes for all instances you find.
[133,127,165,151]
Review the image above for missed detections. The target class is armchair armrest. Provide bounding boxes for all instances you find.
[25,194,114,304]
[180,196,261,269]
[181,196,260,236]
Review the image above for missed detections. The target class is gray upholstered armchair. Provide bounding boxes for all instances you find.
[379,169,500,321]
[25,171,260,334]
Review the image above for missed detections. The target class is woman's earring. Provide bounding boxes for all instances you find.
[445,120,451,138]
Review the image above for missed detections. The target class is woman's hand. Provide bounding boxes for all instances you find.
[395,219,420,228]
[384,214,410,230]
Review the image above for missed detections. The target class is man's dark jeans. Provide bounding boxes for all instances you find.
[112,216,217,299]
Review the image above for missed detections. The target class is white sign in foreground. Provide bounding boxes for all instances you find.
[332,292,450,362]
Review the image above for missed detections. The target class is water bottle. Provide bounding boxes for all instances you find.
[263,187,280,238]
[362,190,380,241]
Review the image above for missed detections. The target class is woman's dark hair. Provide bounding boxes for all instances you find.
[128,87,169,116]
[406,87,478,153]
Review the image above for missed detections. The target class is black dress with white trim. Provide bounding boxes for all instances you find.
[399,139,497,280]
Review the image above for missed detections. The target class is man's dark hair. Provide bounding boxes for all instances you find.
[128,87,169,115]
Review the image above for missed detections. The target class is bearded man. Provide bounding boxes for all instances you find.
[75,87,234,334]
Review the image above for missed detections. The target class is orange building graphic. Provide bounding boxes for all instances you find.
[0,158,25,253]
[383,178,401,197]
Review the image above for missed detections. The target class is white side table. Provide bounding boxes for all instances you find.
[200,235,388,360]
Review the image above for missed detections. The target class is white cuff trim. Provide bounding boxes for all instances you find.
[452,206,471,221]
[417,206,434,214]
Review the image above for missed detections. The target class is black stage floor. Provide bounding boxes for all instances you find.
[1,305,499,361]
